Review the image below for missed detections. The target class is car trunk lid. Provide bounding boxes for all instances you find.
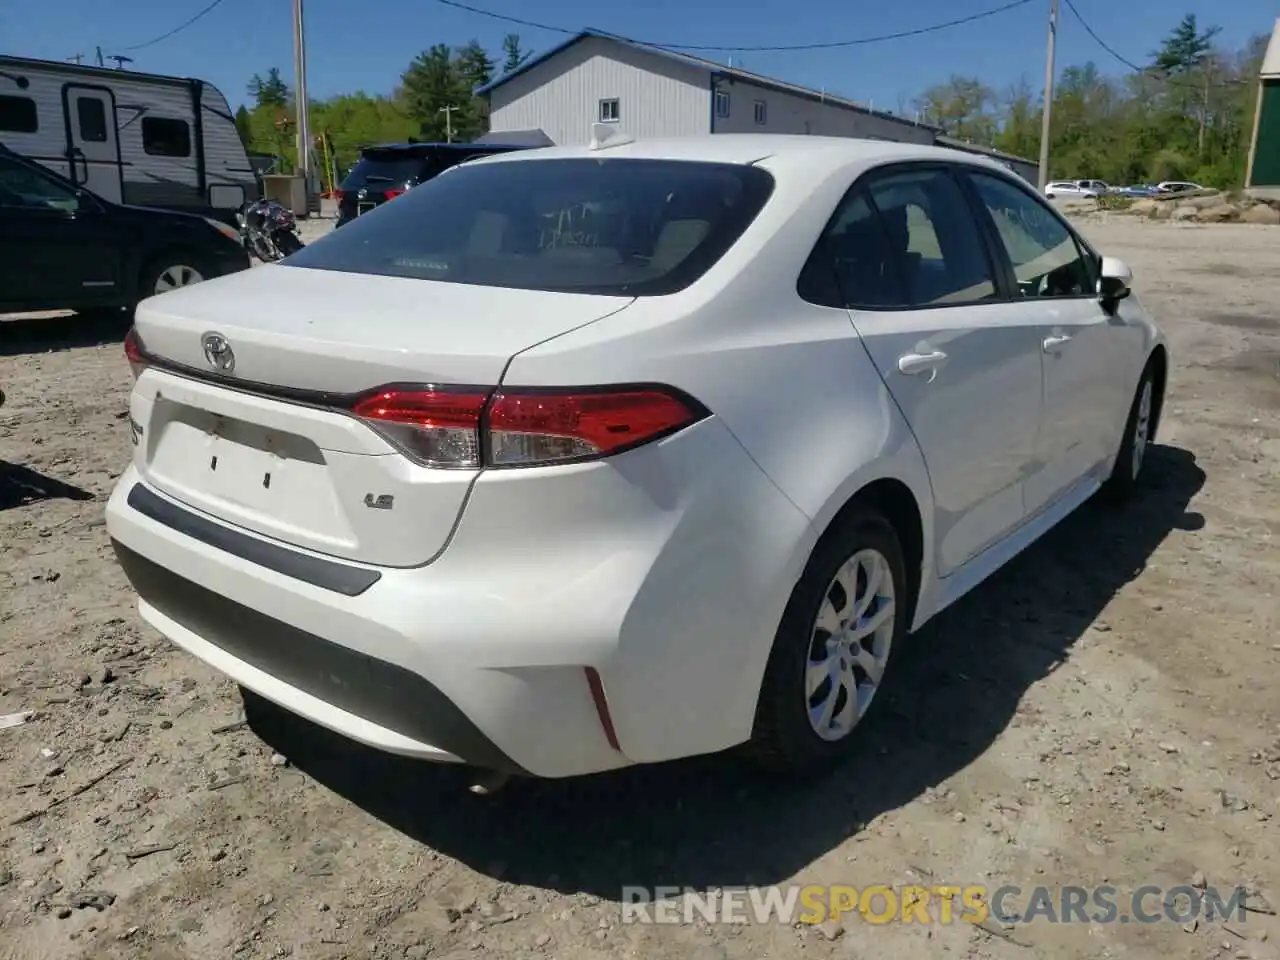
[128,265,633,567]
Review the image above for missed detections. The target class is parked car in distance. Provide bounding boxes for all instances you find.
[107,135,1167,784]
[1043,180,1100,200]
[1115,184,1158,198]
[0,143,250,314]
[1077,179,1112,195]
[1154,181,1203,194]
[333,141,529,228]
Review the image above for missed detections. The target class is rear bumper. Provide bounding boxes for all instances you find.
[105,418,816,778]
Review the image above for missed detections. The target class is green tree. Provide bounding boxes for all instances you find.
[233,104,253,150]
[914,75,998,144]
[1151,14,1220,75]
[400,44,466,140]
[502,33,531,73]
[247,67,290,109]
[453,39,495,139]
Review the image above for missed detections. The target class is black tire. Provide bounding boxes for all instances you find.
[748,507,908,778]
[1101,364,1156,503]
[138,252,211,305]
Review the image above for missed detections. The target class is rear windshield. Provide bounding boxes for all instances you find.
[341,152,425,188]
[286,157,776,296]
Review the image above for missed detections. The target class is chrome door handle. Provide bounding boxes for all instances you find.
[898,350,948,377]
[1043,334,1072,351]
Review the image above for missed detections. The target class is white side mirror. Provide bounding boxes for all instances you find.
[1098,255,1132,303]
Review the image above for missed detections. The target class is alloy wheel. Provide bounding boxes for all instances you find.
[806,548,896,742]
[1132,379,1152,479]
[154,265,205,294]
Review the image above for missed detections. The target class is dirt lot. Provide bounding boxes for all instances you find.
[1,218,1278,960]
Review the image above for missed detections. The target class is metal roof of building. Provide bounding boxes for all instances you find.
[475,29,939,134]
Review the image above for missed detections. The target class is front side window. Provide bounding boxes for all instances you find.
[0,94,37,133]
[966,171,1096,298]
[863,167,997,306]
[0,157,82,212]
[284,157,776,296]
[141,117,191,157]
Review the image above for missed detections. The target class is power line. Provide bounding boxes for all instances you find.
[119,0,230,52]
[1061,0,1244,90]
[432,0,1037,53]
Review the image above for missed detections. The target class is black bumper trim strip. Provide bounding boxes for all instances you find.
[126,483,380,597]
[112,541,527,775]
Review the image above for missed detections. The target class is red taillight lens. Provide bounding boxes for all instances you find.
[351,387,488,468]
[384,188,405,200]
[487,388,703,466]
[333,189,345,202]
[347,385,706,469]
[123,327,147,379]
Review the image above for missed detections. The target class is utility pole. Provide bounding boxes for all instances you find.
[291,0,312,183]
[1037,0,1058,189]
[439,104,458,142]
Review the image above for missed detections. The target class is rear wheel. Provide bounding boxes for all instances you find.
[140,255,208,301]
[749,507,907,777]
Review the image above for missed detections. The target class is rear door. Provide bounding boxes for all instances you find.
[63,85,123,204]
[961,168,1132,515]
[824,165,1044,576]
[0,154,124,309]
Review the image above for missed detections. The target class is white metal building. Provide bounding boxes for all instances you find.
[477,30,939,149]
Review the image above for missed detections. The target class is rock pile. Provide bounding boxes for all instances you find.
[1123,190,1280,224]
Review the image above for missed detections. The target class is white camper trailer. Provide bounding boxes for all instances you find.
[0,55,256,222]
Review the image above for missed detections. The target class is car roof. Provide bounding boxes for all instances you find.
[462,134,1017,181]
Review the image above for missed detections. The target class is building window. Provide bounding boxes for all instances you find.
[714,90,731,119]
[753,99,767,125]
[0,95,38,134]
[141,116,191,158]
[599,98,620,123]
[77,98,108,143]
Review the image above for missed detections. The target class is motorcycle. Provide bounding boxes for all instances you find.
[235,198,305,263]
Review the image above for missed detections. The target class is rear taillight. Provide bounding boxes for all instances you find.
[123,327,147,380]
[383,188,405,200]
[349,385,707,469]
[333,189,345,202]
[351,387,488,468]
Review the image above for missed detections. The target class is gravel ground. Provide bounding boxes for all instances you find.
[1,217,1277,960]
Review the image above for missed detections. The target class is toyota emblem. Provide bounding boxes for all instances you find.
[202,332,235,373]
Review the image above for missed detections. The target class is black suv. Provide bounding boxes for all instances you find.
[334,142,528,228]
[0,143,250,314]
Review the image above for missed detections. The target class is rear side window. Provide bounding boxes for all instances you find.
[0,95,38,134]
[965,171,1097,298]
[286,158,776,296]
[142,117,191,157]
[863,168,997,307]
[799,188,908,309]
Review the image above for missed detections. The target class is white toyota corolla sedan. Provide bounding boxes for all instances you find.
[106,134,1167,782]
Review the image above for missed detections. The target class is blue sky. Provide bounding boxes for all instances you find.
[5,0,1276,112]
